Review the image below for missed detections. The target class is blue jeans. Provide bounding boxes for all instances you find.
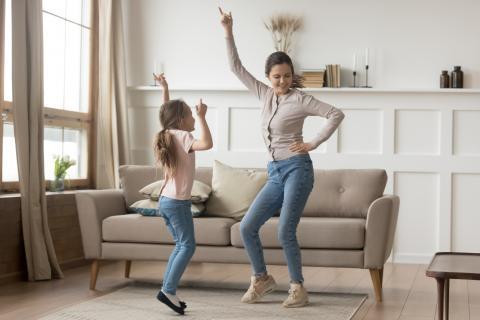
[159,196,196,295]
[240,154,314,283]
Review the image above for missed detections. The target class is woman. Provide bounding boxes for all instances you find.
[219,8,345,308]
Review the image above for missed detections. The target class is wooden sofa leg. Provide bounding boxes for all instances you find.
[125,260,132,278]
[369,268,383,302]
[90,260,100,290]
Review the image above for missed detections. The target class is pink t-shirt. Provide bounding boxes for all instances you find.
[160,129,196,200]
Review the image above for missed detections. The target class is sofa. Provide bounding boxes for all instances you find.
[76,165,399,302]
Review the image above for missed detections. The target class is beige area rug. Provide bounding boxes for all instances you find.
[40,284,367,320]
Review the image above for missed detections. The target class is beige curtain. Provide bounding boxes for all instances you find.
[94,0,130,189]
[11,0,63,280]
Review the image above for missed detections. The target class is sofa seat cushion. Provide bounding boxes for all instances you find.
[103,214,236,246]
[231,217,365,249]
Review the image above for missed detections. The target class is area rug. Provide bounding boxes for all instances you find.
[40,284,367,320]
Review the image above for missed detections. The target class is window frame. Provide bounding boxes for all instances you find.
[0,0,94,192]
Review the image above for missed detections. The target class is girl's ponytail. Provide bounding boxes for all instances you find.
[155,99,189,175]
[155,128,177,176]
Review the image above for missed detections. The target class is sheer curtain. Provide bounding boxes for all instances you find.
[93,0,130,189]
[11,0,62,280]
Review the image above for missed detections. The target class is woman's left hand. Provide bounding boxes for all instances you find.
[289,142,314,153]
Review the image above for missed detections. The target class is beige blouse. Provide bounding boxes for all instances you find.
[226,36,345,161]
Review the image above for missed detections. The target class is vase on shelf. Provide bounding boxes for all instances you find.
[440,70,450,88]
[50,177,65,192]
[451,66,463,88]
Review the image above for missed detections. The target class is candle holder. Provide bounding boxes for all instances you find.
[152,73,158,87]
[362,65,372,88]
[351,71,357,88]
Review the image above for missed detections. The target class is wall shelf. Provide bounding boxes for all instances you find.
[129,85,480,94]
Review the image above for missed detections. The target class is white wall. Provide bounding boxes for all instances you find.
[122,0,480,89]
[122,1,480,264]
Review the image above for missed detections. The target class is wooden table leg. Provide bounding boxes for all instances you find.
[436,278,445,320]
[444,278,449,320]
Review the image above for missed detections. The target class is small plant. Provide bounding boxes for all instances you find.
[51,155,76,191]
[264,14,303,55]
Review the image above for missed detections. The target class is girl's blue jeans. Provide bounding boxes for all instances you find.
[159,196,196,295]
[240,154,314,283]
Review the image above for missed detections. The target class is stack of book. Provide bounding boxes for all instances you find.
[301,70,325,88]
[325,64,341,88]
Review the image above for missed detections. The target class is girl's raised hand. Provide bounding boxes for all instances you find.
[195,99,207,118]
[153,72,168,89]
[218,7,233,31]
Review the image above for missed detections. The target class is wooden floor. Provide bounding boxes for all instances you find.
[0,261,479,320]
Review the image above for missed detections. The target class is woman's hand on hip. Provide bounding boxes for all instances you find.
[289,142,314,153]
[218,7,233,36]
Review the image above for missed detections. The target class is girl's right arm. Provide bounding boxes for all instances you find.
[191,99,213,151]
[219,8,268,100]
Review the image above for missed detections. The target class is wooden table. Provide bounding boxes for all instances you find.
[426,252,480,320]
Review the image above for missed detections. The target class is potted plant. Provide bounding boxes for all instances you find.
[51,155,76,192]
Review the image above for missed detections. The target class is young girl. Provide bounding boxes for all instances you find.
[153,73,213,315]
[219,9,344,308]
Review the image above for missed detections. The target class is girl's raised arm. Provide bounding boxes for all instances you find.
[154,72,170,103]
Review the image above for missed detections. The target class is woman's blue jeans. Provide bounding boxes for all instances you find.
[240,154,314,283]
[159,196,196,295]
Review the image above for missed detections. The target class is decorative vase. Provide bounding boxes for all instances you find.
[51,177,65,192]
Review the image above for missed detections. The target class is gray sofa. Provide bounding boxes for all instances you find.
[76,165,399,302]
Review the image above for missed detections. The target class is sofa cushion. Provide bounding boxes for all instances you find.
[303,169,387,218]
[128,199,206,217]
[230,217,365,249]
[140,179,212,203]
[119,165,213,206]
[103,214,236,246]
[206,160,267,221]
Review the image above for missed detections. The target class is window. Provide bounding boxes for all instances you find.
[0,0,93,191]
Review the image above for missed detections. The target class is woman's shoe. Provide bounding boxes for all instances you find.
[241,275,277,303]
[282,283,309,308]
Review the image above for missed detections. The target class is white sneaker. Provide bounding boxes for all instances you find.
[283,283,309,308]
[241,275,277,303]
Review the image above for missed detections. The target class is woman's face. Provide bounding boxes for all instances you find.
[267,63,293,95]
[180,107,195,132]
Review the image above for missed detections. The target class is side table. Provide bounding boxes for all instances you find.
[426,252,480,320]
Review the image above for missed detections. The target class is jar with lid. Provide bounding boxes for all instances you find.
[440,70,450,88]
[451,66,463,88]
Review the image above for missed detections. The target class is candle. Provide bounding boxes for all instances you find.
[365,48,369,66]
[153,59,158,73]
[353,54,357,71]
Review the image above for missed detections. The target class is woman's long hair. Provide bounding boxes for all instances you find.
[154,99,190,177]
[265,51,305,88]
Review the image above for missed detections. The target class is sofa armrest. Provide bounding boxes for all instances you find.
[363,194,400,268]
[75,189,127,259]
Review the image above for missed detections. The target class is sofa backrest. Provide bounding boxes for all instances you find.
[303,169,387,218]
[119,165,387,218]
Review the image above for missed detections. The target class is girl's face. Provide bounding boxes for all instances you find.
[267,63,293,96]
[180,107,195,132]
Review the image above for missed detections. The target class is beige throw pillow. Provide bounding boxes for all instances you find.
[139,179,211,203]
[206,160,267,220]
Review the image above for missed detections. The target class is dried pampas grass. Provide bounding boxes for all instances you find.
[264,14,303,54]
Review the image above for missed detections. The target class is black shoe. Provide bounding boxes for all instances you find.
[157,291,186,315]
